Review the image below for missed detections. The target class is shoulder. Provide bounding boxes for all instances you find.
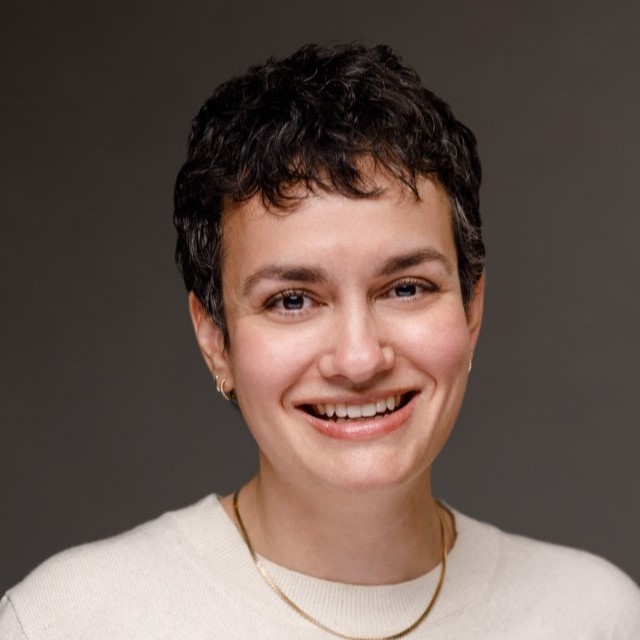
[454,509,640,637]
[499,524,639,597]
[10,494,216,593]
[2,495,229,639]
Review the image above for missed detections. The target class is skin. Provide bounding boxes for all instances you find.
[190,171,484,585]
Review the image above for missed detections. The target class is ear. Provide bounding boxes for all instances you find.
[466,272,485,351]
[188,292,233,387]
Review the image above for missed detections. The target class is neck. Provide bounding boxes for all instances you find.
[221,465,453,585]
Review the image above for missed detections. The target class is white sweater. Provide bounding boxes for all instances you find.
[2,495,639,639]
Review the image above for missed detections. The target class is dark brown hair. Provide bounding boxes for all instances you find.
[174,43,485,339]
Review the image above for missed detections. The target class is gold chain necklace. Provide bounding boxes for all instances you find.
[233,490,447,640]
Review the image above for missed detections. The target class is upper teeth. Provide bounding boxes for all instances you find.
[316,395,401,418]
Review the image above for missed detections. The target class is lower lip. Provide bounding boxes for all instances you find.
[300,395,418,441]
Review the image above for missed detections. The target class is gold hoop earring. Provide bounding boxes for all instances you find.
[216,375,233,401]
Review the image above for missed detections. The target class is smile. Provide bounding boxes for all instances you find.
[301,392,416,422]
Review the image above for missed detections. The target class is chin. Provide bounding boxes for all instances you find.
[309,445,435,495]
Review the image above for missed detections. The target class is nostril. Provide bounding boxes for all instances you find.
[319,344,395,383]
[381,345,395,367]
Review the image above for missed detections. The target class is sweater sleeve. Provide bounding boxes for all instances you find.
[609,571,640,639]
[0,595,28,640]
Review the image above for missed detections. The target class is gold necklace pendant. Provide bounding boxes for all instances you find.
[233,490,447,640]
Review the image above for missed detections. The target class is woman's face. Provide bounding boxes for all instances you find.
[192,173,484,493]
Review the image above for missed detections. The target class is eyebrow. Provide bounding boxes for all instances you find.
[243,266,330,294]
[379,248,454,276]
[242,247,453,294]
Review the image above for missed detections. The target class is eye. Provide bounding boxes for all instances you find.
[385,278,438,300]
[280,292,306,310]
[393,282,419,298]
[264,289,316,314]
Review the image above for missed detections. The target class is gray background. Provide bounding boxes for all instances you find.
[2,0,639,595]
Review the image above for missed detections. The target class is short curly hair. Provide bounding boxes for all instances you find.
[174,43,485,341]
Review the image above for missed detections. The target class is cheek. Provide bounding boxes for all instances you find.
[395,305,471,377]
[227,320,319,405]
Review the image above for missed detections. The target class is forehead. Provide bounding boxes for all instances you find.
[220,174,456,279]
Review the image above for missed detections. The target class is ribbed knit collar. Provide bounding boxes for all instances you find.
[170,495,500,636]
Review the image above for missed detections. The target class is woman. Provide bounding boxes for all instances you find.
[2,43,639,639]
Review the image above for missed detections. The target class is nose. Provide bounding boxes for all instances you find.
[318,304,395,384]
